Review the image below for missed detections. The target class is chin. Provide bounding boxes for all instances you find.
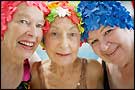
[112,55,125,63]
[22,53,33,60]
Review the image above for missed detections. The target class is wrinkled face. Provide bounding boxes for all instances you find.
[3,3,45,60]
[88,26,133,66]
[44,17,80,66]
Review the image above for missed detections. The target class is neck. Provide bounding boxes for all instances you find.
[50,59,78,77]
[1,44,24,89]
[107,56,134,77]
[109,56,133,70]
[1,43,24,68]
[107,55,134,89]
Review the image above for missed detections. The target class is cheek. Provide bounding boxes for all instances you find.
[3,31,19,52]
[4,27,19,43]
[37,30,43,42]
[44,39,56,50]
[109,30,126,43]
[7,25,27,40]
[109,34,126,48]
[92,45,101,56]
[72,43,80,55]
[72,39,80,48]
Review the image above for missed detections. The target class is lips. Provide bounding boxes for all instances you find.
[56,52,71,56]
[106,46,119,56]
[18,40,35,50]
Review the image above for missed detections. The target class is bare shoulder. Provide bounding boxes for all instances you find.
[85,59,103,89]
[87,59,102,72]
[86,59,103,77]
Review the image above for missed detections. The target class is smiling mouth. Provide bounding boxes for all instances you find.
[18,41,35,50]
[106,46,119,56]
[56,53,71,56]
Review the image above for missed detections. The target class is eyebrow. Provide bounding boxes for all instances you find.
[50,25,59,30]
[100,26,106,33]
[50,25,77,31]
[16,13,45,23]
[16,13,30,18]
[88,27,105,41]
[88,36,95,41]
[87,33,93,41]
[69,26,78,31]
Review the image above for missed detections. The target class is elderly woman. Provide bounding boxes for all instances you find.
[78,1,134,89]
[31,1,103,89]
[1,1,50,89]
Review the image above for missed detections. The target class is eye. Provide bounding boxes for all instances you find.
[19,19,29,25]
[104,29,113,36]
[70,33,76,37]
[69,32,78,37]
[91,39,98,45]
[36,23,44,28]
[51,32,57,36]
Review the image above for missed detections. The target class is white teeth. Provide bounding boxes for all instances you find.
[19,41,34,47]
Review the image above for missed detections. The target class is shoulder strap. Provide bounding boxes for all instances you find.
[76,58,87,89]
[102,60,110,89]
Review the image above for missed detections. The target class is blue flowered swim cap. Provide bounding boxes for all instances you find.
[77,1,134,41]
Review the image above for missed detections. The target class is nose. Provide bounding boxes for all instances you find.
[26,25,38,37]
[60,34,69,49]
[100,40,110,52]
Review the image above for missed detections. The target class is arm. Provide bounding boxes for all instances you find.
[86,59,103,89]
[30,62,42,89]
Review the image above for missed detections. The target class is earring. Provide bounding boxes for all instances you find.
[42,48,45,50]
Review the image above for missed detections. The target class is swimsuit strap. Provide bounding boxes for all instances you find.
[76,58,87,89]
[102,60,110,89]
[17,59,31,89]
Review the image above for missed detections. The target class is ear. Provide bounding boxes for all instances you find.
[1,36,4,41]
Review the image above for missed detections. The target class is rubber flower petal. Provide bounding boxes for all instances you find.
[78,1,134,41]
[1,1,50,40]
[78,24,84,34]
[46,1,84,34]
[46,9,57,22]
[47,1,59,9]
[41,1,84,48]
[56,7,71,17]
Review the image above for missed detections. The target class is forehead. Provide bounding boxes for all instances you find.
[88,26,113,38]
[50,17,78,30]
[88,30,98,38]
[13,3,44,21]
[88,26,105,38]
[52,17,75,26]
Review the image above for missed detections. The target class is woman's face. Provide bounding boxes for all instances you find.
[88,26,133,66]
[3,4,45,60]
[44,17,80,66]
